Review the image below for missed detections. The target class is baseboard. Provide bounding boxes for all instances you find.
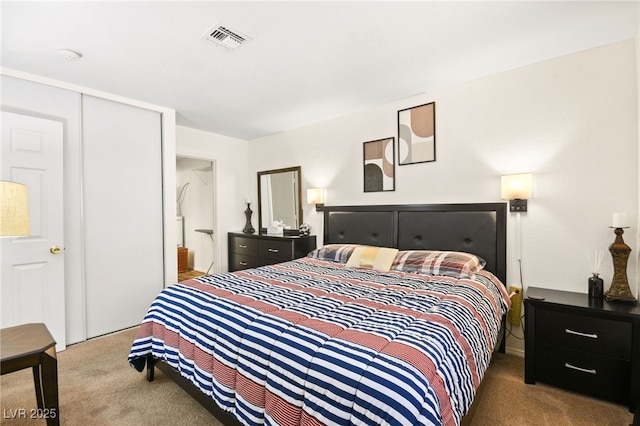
[506,346,525,358]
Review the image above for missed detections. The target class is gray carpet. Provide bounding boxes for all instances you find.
[0,327,633,425]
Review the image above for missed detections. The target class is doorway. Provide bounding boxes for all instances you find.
[176,157,216,280]
[1,111,66,351]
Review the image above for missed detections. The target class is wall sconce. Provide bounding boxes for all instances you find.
[501,173,534,212]
[0,181,30,237]
[307,188,325,212]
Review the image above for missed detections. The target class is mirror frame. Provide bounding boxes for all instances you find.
[257,166,302,234]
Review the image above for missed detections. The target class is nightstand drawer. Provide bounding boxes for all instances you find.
[536,342,631,404]
[230,237,258,256]
[258,240,292,262]
[537,308,632,359]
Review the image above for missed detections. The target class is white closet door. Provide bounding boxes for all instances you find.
[82,95,164,338]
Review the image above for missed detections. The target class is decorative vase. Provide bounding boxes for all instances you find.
[299,223,310,236]
[604,227,636,303]
[243,203,255,234]
[588,273,603,299]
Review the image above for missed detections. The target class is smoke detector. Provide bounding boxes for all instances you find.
[203,23,251,51]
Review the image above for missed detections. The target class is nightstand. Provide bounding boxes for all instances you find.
[524,286,640,412]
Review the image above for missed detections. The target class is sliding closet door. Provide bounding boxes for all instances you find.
[82,95,164,338]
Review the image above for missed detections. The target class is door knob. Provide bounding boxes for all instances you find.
[50,246,62,254]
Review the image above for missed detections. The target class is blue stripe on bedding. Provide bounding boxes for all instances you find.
[128,257,509,426]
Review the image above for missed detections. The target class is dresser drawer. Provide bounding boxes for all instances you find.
[230,253,260,271]
[537,308,631,359]
[536,342,631,405]
[230,236,258,256]
[228,233,316,272]
[258,239,292,262]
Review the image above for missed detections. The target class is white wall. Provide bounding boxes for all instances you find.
[248,40,639,355]
[637,29,640,300]
[176,126,249,273]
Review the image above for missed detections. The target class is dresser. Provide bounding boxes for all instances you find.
[228,232,317,272]
[524,286,640,411]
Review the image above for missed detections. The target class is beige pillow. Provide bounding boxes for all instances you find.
[346,246,399,272]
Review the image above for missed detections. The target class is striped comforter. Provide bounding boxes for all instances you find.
[128,257,510,426]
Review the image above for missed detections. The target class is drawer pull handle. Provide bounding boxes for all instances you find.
[564,363,596,375]
[268,248,279,253]
[565,329,598,339]
[239,261,248,266]
[239,244,248,248]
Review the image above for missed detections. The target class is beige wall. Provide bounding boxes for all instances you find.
[173,39,638,356]
[637,29,640,300]
[248,39,639,355]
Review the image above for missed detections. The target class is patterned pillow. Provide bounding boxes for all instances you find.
[391,250,486,279]
[307,244,361,263]
[345,246,399,272]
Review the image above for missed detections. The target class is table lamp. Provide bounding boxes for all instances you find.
[604,213,637,304]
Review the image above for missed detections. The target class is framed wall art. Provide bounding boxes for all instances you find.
[363,137,395,192]
[398,102,435,165]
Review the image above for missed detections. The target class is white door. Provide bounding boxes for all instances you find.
[0,111,66,351]
[82,95,164,338]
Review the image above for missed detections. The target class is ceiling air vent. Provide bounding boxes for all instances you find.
[203,24,251,51]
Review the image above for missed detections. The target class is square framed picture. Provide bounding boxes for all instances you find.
[363,137,395,192]
[398,102,435,165]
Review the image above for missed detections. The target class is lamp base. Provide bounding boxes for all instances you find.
[605,227,637,305]
[604,291,638,305]
[242,203,255,234]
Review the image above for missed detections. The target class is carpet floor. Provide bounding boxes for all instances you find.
[0,327,633,425]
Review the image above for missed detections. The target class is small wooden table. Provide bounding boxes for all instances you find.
[1,323,59,425]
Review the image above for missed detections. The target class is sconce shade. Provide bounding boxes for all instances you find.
[0,181,30,237]
[501,173,534,200]
[307,188,325,205]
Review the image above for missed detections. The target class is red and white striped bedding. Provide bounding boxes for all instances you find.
[129,256,510,425]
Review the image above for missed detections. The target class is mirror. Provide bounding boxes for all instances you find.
[257,166,302,233]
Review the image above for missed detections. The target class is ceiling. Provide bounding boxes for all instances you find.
[1,1,638,141]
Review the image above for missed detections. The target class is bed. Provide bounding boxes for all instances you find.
[129,203,510,425]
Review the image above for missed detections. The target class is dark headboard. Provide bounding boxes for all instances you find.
[322,203,507,284]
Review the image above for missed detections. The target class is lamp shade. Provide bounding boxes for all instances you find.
[307,188,324,205]
[0,181,30,237]
[501,173,533,200]
[612,213,628,228]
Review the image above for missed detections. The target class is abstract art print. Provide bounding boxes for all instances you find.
[363,137,395,192]
[398,102,435,165]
